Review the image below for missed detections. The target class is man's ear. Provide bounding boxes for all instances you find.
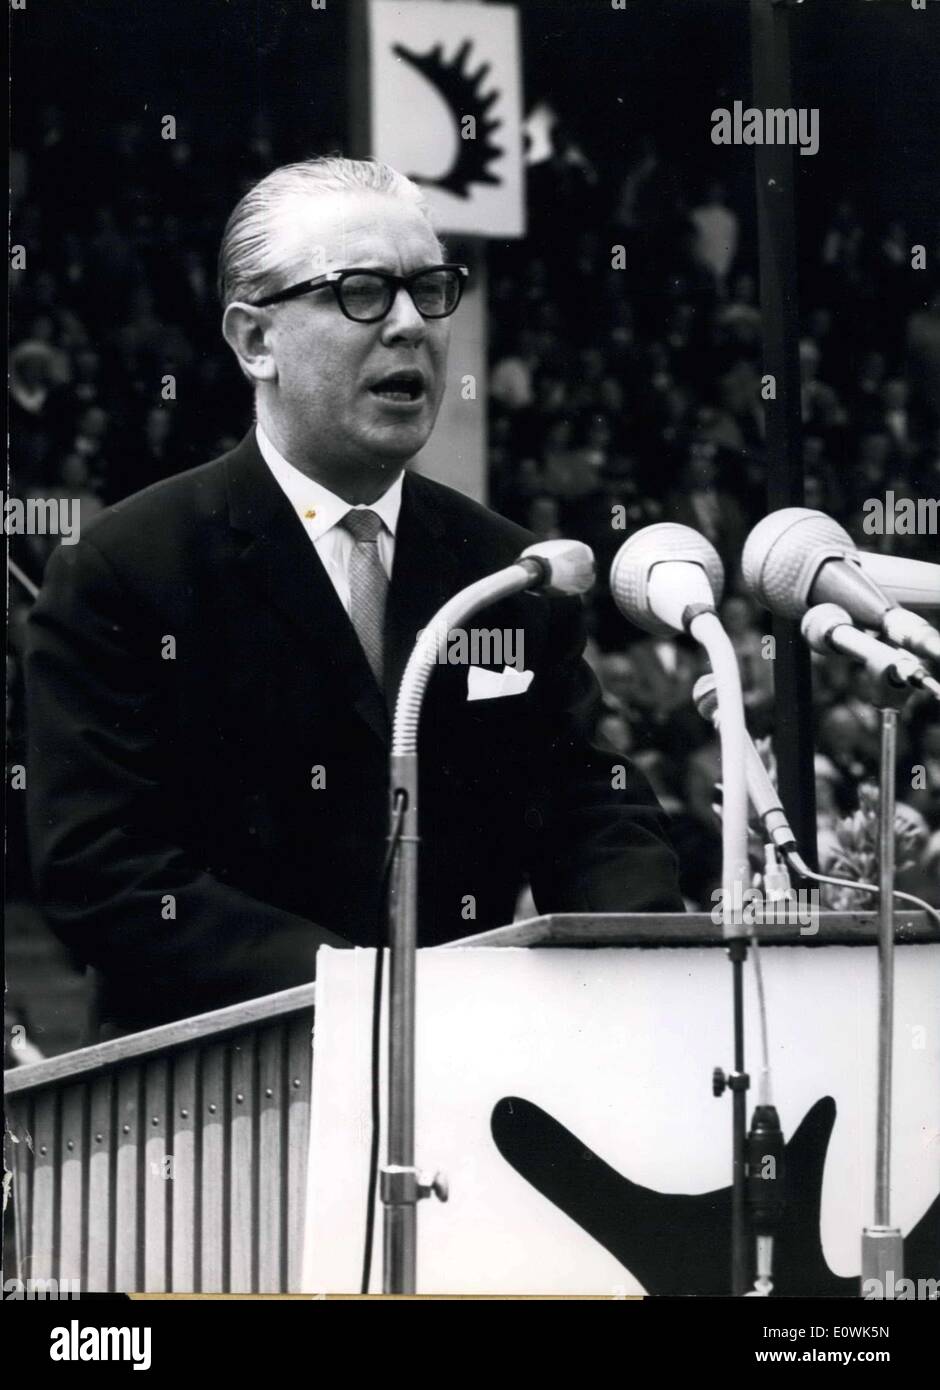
[221,303,278,383]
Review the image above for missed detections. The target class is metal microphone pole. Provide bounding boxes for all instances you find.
[861,683,908,1296]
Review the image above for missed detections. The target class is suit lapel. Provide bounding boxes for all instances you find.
[383,472,461,715]
[225,431,389,745]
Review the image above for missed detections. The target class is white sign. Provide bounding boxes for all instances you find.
[303,943,940,1295]
[368,0,525,237]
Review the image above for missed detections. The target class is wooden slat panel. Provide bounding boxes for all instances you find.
[87,1075,114,1291]
[114,1067,142,1290]
[170,1050,198,1292]
[6,1099,27,1280]
[8,1007,316,1294]
[143,1059,170,1291]
[286,1012,314,1292]
[199,1043,227,1292]
[31,1090,58,1281]
[258,1024,286,1293]
[58,1083,87,1286]
[6,1098,33,1282]
[228,1033,256,1292]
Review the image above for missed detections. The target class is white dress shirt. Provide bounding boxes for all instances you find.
[256,424,403,614]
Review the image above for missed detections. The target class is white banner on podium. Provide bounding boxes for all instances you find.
[368,0,525,237]
[302,944,940,1295]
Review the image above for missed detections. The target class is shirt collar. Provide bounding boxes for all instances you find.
[256,423,403,542]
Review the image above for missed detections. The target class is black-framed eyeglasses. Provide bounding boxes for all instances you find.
[251,263,470,321]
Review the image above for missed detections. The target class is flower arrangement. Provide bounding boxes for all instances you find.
[820,782,927,911]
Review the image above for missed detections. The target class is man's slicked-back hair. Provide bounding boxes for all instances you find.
[217,156,437,310]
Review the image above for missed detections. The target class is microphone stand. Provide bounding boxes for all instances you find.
[861,674,909,1297]
[383,561,550,1293]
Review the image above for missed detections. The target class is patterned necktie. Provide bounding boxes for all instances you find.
[339,508,388,688]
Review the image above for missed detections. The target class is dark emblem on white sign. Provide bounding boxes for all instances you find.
[392,39,504,199]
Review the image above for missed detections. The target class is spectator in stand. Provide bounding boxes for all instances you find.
[818,705,875,813]
[665,433,747,573]
[690,181,739,296]
[717,272,762,351]
[490,328,540,412]
[137,406,180,491]
[905,287,940,434]
[799,338,847,434]
[114,286,194,387]
[10,341,64,490]
[525,494,563,542]
[850,350,889,433]
[879,378,915,469]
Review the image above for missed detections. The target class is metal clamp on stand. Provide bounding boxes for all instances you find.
[381,1166,449,1205]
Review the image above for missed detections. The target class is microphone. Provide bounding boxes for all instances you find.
[857,552,940,611]
[609,522,724,636]
[742,508,940,666]
[518,539,596,596]
[801,603,940,700]
[692,674,797,853]
[612,525,751,939]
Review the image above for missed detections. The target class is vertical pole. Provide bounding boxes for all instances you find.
[731,944,750,1296]
[861,707,903,1295]
[383,763,420,1295]
[749,0,818,867]
[874,708,896,1230]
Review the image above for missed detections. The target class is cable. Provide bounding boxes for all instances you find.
[360,788,407,1295]
[709,794,940,932]
[786,851,940,930]
[748,935,772,1105]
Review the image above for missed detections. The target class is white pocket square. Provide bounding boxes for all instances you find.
[467,666,534,701]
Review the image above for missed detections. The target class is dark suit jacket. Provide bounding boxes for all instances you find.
[25,430,683,1031]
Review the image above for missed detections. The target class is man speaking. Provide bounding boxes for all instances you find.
[25,157,683,1036]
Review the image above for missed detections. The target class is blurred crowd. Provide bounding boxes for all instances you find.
[487,131,940,907]
[7,112,940,912]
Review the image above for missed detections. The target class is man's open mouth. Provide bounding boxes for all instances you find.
[369,370,426,403]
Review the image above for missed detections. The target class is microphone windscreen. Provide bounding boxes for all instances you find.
[692,672,719,722]
[742,508,856,618]
[519,540,596,596]
[800,602,852,653]
[609,523,724,637]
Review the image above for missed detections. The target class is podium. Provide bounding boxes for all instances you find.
[5,913,938,1295]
